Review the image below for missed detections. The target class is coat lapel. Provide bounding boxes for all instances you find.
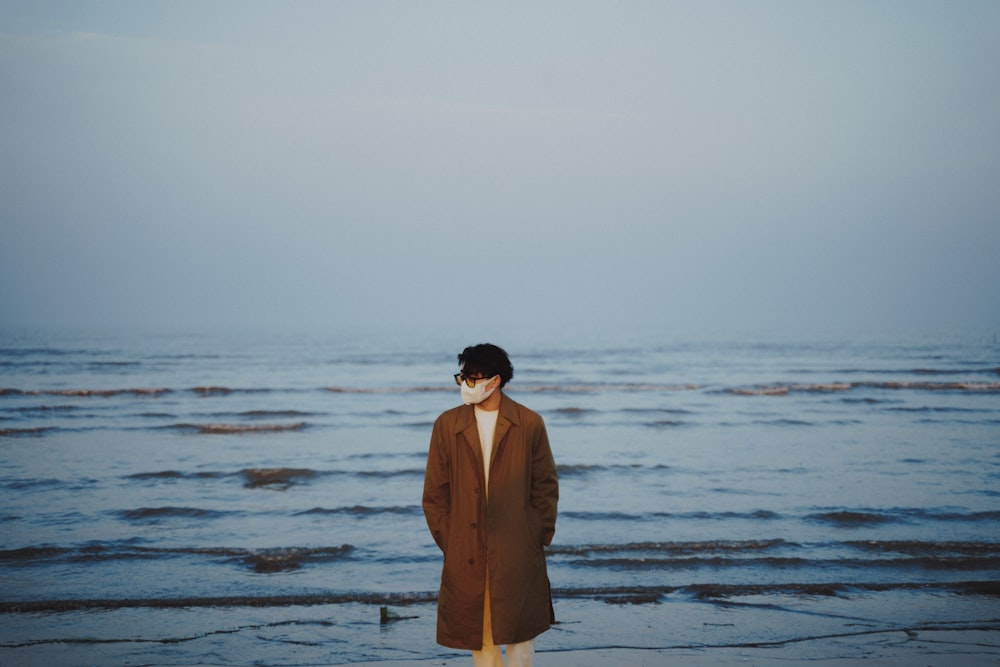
[455,405,485,479]
[455,395,522,477]
[490,394,519,468]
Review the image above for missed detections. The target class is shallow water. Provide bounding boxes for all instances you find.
[2,328,998,663]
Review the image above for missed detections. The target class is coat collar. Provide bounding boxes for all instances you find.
[455,393,517,471]
[452,392,519,434]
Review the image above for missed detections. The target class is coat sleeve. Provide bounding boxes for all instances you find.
[422,416,451,552]
[530,416,559,547]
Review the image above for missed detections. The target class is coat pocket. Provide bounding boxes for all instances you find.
[524,509,544,552]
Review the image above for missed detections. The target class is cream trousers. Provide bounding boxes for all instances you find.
[471,580,535,667]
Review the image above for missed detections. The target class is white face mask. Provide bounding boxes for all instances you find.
[460,376,498,405]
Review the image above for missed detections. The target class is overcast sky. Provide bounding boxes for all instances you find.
[2,1,998,340]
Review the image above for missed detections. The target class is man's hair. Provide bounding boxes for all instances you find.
[458,343,514,388]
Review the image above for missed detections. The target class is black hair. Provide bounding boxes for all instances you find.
[458,343,514,388]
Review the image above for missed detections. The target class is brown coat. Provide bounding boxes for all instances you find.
[422,393,558,650]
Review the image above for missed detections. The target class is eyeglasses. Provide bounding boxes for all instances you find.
[454,373,494,388]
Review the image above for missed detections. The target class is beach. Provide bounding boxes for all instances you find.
[2,329,998,666]
[3,595,999,665]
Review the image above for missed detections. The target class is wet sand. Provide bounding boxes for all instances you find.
[3,594,998,666]
[358,592,1000,666]
[354,644,1000,667]
[353,626,1000,666]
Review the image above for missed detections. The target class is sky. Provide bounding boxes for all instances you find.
[2,1,999,340]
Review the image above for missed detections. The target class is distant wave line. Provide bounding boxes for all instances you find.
[0,388,172,398]
[117,507,232,521]
[1,383,700,398]
[548,539,791,556]
[3,580,998,614]
[549,539,1000,558]
[785,366,1000,377]
[4,378,997,400]
[296,505,421,517]
[562,555,1000,571]
[556,579,1000,602]
[560,508,1000,523]
[0,427,56,437]
[561,509,783,521]
[808,509,1000,526]
[327,383,700,394]
[0,544,356,573]
[728,381,1000,396]
[165,423,308,435]
[557,463,671,477]
[123,467,425,488]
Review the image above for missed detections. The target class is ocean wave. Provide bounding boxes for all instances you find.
[0,542,355,573]
[191,386,271,396]
[677,580,1000,600]
[517,383,701,393]
[0,427,56,437]
[296,505,421,517]
[728,381,1000,396]
[1,386,271,398]
[552,539,1000,572]
[548,539,790,556]
[561,509,782,521]
[552,407,595,416]
[730,384,852,396]
[240,468,317,488]
[236,546,354,573]
[117,507,231,521]
[4,378,996,402]
[236,410,314,418]
[0,388,172,398]
[868,381,1000,392]
[0,546,73,563]
[354,468,426,479]
[326,386,451,394]
[912,509,1000,521]
[563,555,1000,572]
[809,509,1000,526]
[0,346,86,358]
[168,423,308,435]
[887,405,991,414]
[786,366,1000,377]
[754,418,816,426]
[326,383,701,394]
[122,466,424,487]
[126,470,225,481]
[566,556,815,570]
[808,510,905,526]
[2,580,997,613]
[10,405,79,413]
[846,541,1000,556]
[0,478,64,491]
[556,463,669,477]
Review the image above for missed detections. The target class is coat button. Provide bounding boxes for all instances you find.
[470,522,477,529]
[468,559,475,565]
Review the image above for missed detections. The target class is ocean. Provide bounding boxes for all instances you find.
[2,328,998,665]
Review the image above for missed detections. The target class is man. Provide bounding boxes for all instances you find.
[423,343,559,667]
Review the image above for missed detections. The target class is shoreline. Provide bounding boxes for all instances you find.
[349,635,1000,666]
[349,645,1000,667]
[2,595,999,666]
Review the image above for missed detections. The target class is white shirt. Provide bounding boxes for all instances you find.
[474,405,499,492]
